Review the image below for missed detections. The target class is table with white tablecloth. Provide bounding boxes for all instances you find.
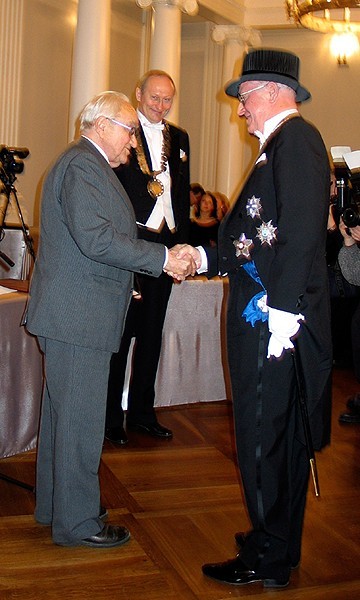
[0,290,43,458]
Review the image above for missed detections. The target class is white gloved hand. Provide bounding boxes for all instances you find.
[267,306,305,359]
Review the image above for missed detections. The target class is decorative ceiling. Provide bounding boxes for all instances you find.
[113,0,291,28]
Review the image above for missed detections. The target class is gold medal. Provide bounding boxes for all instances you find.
[147,177,164,199]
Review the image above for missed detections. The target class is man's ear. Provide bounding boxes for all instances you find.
[95,115,107,134]
[268,82,279,102]
[135,87,142,103]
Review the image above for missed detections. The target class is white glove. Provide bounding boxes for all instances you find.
[267,306,304,359]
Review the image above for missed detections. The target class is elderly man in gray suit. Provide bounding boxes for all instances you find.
[26,91,193,548]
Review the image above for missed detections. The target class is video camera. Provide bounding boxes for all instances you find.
[331,147,360,229]
[0,145,29,187]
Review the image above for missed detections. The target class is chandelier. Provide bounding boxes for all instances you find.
[286,1,360,34]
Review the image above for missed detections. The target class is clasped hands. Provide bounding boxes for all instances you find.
[164,244,202,281]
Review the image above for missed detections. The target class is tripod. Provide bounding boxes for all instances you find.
[0,171,36,271]
[0,161,36,493]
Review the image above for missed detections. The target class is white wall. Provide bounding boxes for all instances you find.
[260,28,360,153]
[17,0,75,226]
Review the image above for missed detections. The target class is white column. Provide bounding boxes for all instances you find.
[137,0,198,125]
[150,3,181,122]
[68,0,111,141]
[212,25,261,202]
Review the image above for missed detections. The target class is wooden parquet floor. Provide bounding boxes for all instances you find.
[1,366,360,599]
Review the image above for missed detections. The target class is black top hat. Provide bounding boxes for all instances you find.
[225,49,311,103]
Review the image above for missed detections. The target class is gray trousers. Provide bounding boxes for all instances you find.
[35,337,111,545]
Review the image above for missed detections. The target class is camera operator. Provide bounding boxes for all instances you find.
[338,218,360,423]
[327,171,360,368]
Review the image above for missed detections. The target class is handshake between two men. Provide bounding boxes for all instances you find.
[163,244,203,281]
[164,244,305,362]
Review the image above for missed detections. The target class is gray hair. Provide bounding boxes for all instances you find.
[79,91,130,132]
[276,82,296,96]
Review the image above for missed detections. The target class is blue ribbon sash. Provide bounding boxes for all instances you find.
[241,261,268,327]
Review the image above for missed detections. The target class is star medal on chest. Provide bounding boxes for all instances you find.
[256,220,277,246]
[246,195,262,219]
[233,233,253,259]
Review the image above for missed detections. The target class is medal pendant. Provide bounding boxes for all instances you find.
[147,177,164,199]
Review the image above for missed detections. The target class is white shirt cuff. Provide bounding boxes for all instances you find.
[196,245,208,273]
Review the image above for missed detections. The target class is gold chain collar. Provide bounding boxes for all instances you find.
[135,122,171,199]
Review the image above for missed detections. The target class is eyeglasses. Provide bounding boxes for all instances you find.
[237,83,268,104]
[105,117,137,136]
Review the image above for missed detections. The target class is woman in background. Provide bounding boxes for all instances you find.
[189,190,219,247]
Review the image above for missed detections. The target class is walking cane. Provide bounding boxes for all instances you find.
[292,342,321,497]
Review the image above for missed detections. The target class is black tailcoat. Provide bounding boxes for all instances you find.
[106,122,191,425]
[115,123,190,243]
[207,115,332,577]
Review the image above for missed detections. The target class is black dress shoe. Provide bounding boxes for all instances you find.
[339,410,360,424]
[80,524,130,548]
[127,421,173,439]
[104,426,129,445]
[202,556,289,588]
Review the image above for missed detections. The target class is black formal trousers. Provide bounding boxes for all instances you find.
[227,273,311,581]
[106,224,176,427]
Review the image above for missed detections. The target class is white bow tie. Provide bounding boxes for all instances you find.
[142,121,164,131]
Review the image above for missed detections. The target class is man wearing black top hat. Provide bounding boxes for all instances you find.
[176,49,332,588]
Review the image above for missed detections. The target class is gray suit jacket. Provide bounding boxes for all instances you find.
[27,137,165,352]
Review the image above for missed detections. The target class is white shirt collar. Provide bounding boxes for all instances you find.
[81,135,109,163]
[137,109,164,130]
[137,109,151,128]
[255,109,299,146]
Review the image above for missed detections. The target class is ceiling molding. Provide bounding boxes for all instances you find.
[196,0,245,24]
[243,0,292,29]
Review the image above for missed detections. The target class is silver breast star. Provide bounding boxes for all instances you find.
[233,233,253,259]
[246,195,262,219]
[256,220,277,246]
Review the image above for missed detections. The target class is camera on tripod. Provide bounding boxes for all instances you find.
[0,143,35,271]
[0,145,29,187]
[331,147,360,229]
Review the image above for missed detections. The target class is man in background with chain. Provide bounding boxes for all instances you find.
[105,70,191,445]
